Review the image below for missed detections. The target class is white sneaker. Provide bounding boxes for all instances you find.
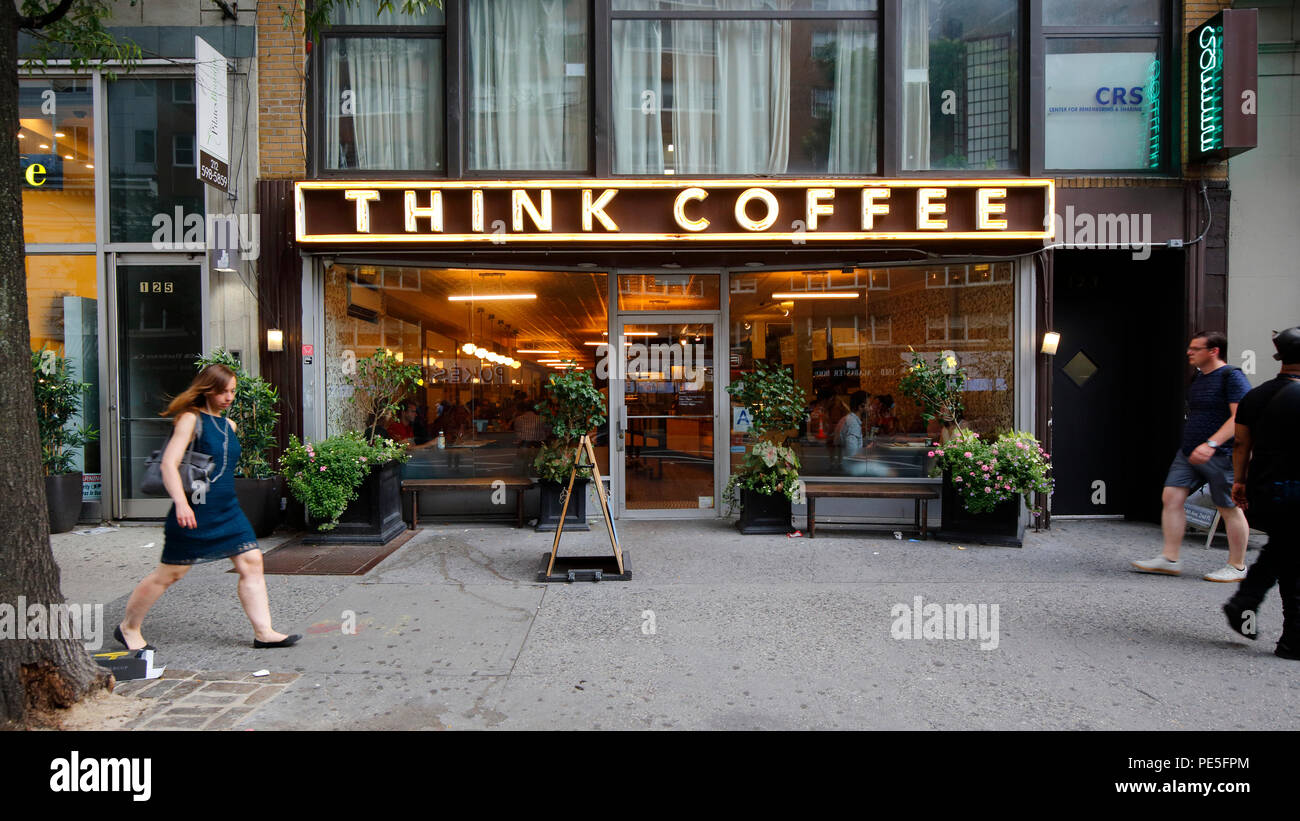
[1203,565,1247,583]
[1131,555,1181,575]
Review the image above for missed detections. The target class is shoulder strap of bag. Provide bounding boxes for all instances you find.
[1220,365,1242,404]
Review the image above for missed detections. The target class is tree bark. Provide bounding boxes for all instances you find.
[0,3,110,727]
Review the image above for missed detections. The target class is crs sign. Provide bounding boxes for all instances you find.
[1094,86,1147,106]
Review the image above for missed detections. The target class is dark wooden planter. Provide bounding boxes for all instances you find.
[938,471,1025,547]
[736,488,794,535]
[235,477,282,538]
[303,461,406,545]
[535,478,590,532]
[45,472,83,534]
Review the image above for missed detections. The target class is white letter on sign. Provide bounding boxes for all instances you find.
[861,188,890,230]
[734,188,778,232]
[916,188,948,230]
[582,189,619,232]
[345,190,380,233]
[805,188,835,231]
[404,190,443,232]
[976,188,1007,230]
[673,188,709,232]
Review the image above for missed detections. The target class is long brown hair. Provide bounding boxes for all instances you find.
[162,364,237,418]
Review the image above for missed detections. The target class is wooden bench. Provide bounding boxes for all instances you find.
[402,477,535,529]
[803,482,941,539]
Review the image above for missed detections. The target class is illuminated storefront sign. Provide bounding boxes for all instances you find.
[296,179,1054,244]
[1187,9,1258,162]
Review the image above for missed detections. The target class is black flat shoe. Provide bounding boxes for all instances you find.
[253,634,301,649]
[114,625,156,652]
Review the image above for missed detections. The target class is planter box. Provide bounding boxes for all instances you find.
[535,478,590,532]
[235,477,282,538]
[937,472,1025,547]
[303,461,406,545]
[736,488,794,535]
[45,472,83,534]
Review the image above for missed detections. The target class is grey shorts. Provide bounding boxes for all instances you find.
[1165,449,1236,508]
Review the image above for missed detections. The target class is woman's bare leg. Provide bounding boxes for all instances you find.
[231,550,288,643]
[120,563,191,647]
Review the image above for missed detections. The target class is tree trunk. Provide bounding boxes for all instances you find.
[0,7,110,726]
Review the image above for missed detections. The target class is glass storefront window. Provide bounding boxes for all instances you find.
[1044,38,1161,170]
[612,18,878,174]
[1043,0,1159,27]
[323,265,610,483]
[901,0,1019,171]
[614,1,876,9]
[322,37,445,171]
[617,273,719,311]
[467,0,589,171]
[20,79,95,244]
[27,255,102,498]
[728,265,1015,479]
[107,78,203,243]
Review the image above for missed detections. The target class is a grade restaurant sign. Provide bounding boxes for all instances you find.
[296,179,1054,244]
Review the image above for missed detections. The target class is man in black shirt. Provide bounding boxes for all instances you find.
[1223,327,1300,660]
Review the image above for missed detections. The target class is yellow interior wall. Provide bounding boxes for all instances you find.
[27,255,98,353]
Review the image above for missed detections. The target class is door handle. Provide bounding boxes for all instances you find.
[616,405,626,452]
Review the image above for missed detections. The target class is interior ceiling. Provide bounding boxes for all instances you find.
[343,262,1007,360]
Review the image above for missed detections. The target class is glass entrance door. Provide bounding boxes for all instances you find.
[110,260,205,517]
[614,318,720,516]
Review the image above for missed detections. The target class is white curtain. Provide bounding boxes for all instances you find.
[468,0,581,170]
[612,20,666,174]
[828,20,877,173]
[900,0,931,170]
[671,18,791,174]
[324,38,440,170]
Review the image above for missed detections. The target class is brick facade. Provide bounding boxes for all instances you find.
[257,1,307,179]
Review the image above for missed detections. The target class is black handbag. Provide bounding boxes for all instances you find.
[140,414,215,497]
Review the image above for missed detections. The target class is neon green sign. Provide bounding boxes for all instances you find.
[1196,24,1225,154]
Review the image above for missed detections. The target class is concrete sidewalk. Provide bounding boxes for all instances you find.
[50,518,1297,730]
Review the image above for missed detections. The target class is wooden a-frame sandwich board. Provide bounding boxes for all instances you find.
[540,433,627,581]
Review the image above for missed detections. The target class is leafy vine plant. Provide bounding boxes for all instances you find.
[31,348,97,476]
[897,347,967,429]
[346,348,424,445]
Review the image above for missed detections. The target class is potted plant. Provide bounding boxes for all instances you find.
[724,361,808,534]
[281,432,410,541]
[897,348,966,443]
[196,349,282,537]
[928,428,1053,547]
[32,348,97,534]
[289,349,421,544]
[532,366,607,532]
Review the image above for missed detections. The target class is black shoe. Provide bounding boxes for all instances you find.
[253,633,301,649]
[114,625,156,652]
[1276,641,1300,661]
[1222,603,1259,641]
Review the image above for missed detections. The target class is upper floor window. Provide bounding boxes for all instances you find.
[20,78,96,244]
[1043,0,1165,171]
[611,1,879,175]
[321,0,445,171]
[901,0,1020,171]
[467,0,590,172]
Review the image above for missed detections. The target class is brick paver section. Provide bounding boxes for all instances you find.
[111,670,300,731]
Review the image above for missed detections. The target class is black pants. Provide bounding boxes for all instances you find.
[1227,527,1299,648]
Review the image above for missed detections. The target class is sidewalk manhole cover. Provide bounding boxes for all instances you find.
[243,530,416,575]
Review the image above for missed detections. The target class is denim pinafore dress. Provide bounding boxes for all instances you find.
[160,411,260,565]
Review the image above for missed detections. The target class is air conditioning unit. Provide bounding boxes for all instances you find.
[347,282,381,323]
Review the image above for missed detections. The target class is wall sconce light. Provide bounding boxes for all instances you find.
[267,329,284,352]
[1041,332,1061,356]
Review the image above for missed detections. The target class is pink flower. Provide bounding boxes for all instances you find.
[1043,453,1050,458]
[1016,442,1025,449]
[928,451,935,457]
[935,449,944,456]
[1004,484,1012,490]
[319,466,327,472]
[360,456,367,462]
[982,465,990,472]
[954,476,962,482]
[985,487,992,492]
[964,452,973,458]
